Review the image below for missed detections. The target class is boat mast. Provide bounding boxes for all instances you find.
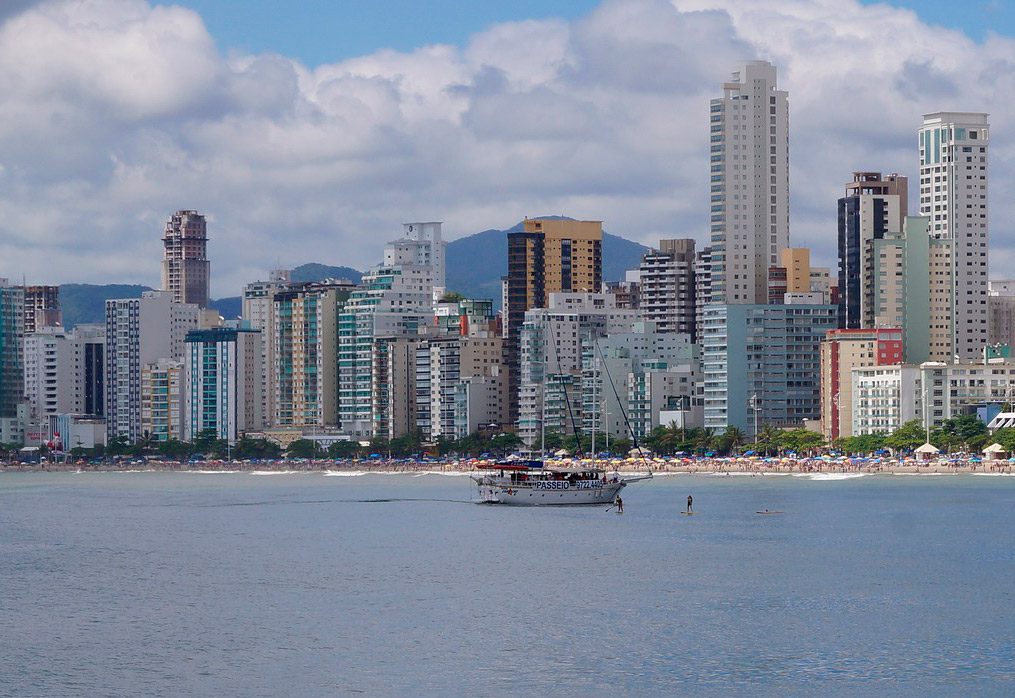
[540,314,546,459]
[591,337,596,469]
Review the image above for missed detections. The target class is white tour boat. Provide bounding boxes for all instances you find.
[472,460,649,506]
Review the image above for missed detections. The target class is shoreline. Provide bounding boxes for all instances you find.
[3,458,1013,476]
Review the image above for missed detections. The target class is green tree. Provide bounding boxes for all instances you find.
[718,426,746,455]
[106,434,131,456]
[234,437,282,460]
[952,414,988,452]
[389,431,423,457]
[884,420,929,452]
[286,439,323,459]
[488,432,523,455]
[611,437,632,455]
[191,429,219,455]
[157,439,191,460]
[778,428,825,455]
[989,428,1015,454]
[754,424,782,455]
[326,440,359,459]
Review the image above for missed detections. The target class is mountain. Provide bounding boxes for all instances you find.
[444,220,650,304]
[60,283,152,329]
[290,263,363,284]
[56,225,648,326]
[61,286,243,328]
[209,296,242,320]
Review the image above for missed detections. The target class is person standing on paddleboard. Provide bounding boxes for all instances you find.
[686,495,693,513]
[615,496,624,514]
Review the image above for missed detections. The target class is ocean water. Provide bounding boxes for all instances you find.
[3,471,1015,696]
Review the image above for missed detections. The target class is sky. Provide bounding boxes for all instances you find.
[1,0,1013,297]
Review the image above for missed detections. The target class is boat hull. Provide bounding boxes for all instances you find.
[475,480,625,506]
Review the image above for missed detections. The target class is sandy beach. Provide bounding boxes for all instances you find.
[4,456,1013,475]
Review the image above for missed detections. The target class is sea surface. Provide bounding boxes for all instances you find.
[2,471,1015,696]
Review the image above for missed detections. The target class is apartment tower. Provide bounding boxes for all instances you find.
[163,210,211,308]
[707,61,789,304]
[837,172,908,329]
[504,218,603,421]
[918,113,989,359]
[638,239,697,340]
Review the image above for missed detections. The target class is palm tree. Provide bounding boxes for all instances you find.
[720,426,746,455]
[755,424,781,455]
[693,428,717,455]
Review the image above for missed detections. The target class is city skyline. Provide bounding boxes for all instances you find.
[0,0,1011,299]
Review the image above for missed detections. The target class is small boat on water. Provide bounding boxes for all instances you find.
[471,459,650,506]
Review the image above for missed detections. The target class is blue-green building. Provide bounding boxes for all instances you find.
[0,281,24,443]
[184,325,263,444]
[703,303,837,436]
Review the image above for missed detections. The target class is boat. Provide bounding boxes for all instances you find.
[472,460,642,505]
[472,330,651,505]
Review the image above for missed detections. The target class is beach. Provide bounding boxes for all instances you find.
[4,454,1012,475]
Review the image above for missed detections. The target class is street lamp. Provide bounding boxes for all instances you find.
[749,393,759,445]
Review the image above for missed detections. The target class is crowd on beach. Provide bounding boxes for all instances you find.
[4,453,1014,475]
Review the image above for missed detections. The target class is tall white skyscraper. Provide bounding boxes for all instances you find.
[708,60,789,304]
[398,222,446,305]
[918,113,989,359]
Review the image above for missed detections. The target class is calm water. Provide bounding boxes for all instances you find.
[3,471,1015,696]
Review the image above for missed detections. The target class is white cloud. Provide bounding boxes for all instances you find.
[0,0,1011,295]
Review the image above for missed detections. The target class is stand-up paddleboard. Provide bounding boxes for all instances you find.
[756,510,784,515]
[681,511,696,515]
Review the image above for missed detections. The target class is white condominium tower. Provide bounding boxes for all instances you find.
[919,112,989,360]
[708,60,789,304]
[400,222,446,306]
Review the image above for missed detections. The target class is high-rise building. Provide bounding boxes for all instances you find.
[819,327,904,442]
[399,222,446,305]
[273,281,350,430]
[415,336,506,441]
[339,235,434,438]
[162,210,210,308]
[21,324,105,442]
[517,292,637,446]
[702,302,837,436]
[0,280,24,443]
[989,280,1015,348]
[766,248,832,305]
[868,215,938,363]
[708,61,789,305]
[140,359,184,443]
[372,335,424,441]
[184,326,263,443]
[693,246,713,341]
[505,218,603,422]
[22,326,75,423]
[105,291,200,443]
[70,324,105,417]
[581,322,702,443]
[837,172,908,329]
[638,239,697,340]
[21,285,60,334]
[918,113,989,359]
[242,269,291,427]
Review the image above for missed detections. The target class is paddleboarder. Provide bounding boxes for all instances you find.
[686,494,693,513]
[615,495,624,514]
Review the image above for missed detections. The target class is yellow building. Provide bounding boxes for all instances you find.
[505,218,603,420]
